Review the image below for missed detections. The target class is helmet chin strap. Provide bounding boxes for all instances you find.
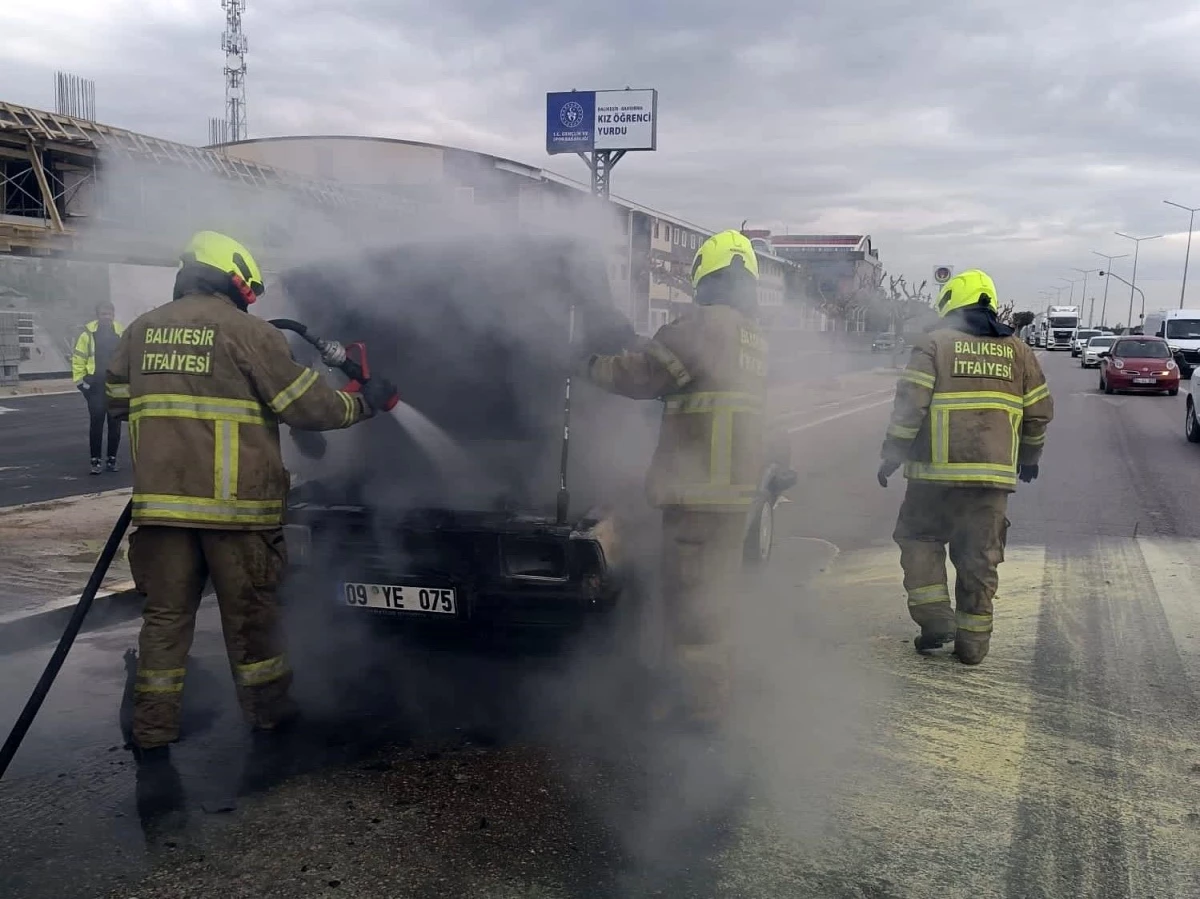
[230,273,258,307]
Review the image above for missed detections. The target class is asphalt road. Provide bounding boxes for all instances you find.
[0,390,133,506]
[0,348,878,509]
[3,349,1200,898]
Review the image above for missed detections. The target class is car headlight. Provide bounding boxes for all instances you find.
[1167,360,1178,370]
[1113,359,1124,368]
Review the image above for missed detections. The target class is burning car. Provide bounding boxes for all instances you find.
[273,233,793,636]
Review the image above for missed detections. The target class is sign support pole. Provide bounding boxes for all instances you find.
[577,149,627,198]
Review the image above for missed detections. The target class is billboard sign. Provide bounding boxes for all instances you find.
[546,89,658,155]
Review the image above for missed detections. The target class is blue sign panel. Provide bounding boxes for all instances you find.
[546,91,596,155]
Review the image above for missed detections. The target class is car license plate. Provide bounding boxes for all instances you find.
[342,582,456,614]
[1133,377,1156,385]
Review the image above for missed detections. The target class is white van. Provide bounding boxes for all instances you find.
[1143,309,1200,375]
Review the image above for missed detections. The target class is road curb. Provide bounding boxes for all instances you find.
[0,487,132,513]
[0,583,144,654]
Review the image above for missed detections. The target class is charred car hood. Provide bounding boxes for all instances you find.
[277,234,659,518]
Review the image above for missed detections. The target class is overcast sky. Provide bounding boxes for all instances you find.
[7,0,1200,320]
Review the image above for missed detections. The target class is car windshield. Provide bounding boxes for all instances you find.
[1114,339,1170,358]
[1165,319,1200,339]
[1050,317,1077,328]
[1087,337,1115,349]
[1076,331,1100,340]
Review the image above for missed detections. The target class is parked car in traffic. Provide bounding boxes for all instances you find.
[1097,336,1180,396]
[1070,328,1103,357]
[1081,334,1117,368]
[871,332,904,354]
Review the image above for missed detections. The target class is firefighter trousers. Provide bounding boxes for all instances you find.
[659,508,747,724]
[127,525,292,749]
[892,482,1010,664]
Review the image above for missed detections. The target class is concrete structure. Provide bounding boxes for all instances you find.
[0,99,880,373]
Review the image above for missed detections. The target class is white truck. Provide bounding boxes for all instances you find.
[1031,312,1047,347]
[1043,305,1080,350]
[1143,308,1200,377]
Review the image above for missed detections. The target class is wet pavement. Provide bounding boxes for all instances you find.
[3,351,1200,897]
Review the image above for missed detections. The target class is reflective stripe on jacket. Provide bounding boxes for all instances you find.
[587,304,767,511]
[881,330,1054,490]
[104,291,372,529]
[72,319,125,382]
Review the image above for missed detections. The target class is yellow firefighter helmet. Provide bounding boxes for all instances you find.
[937,269,998,316]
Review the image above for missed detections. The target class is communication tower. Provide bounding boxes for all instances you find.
[222,0,248,142]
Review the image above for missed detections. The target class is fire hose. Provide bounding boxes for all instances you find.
[0,320,388,781]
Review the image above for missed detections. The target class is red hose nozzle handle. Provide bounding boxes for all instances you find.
[340,341,399,412]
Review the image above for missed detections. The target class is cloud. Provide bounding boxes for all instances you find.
[8,0,1200,315]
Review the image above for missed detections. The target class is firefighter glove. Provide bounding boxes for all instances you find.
[1018,463,1039,483]
[877,459,901,487]
[360,377,399,413]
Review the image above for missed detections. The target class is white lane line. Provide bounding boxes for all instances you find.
[774,388,896,422]
[786,397,895,434]
[0,405,19,415]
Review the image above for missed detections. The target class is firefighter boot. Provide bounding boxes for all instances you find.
[914,631,955,654]
[954,634,990,666]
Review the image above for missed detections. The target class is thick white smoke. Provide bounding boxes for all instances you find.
[68,147,874,894]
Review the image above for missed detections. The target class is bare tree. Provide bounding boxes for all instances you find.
[648,256,692,297]
[814,265,884,337]
[882,272,934,333]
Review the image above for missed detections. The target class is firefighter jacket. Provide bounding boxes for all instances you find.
[72,319,125,383]
[587,304,767,511]
[105,291,372,530]
[880,325,1053,490]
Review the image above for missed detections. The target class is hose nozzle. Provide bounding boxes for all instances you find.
[315,338,347,368]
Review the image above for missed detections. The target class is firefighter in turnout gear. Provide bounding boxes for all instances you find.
[585,229,767,726]
[105,231,397,756]
[877,269,1053,664]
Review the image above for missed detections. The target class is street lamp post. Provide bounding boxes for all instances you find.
[1057,277,1080,306]
[1099,270,1147,330]
[1071,268,1099,325]
[1163,200,1200,309]
[1114,232,1164,328]
[1092,250,1129,329]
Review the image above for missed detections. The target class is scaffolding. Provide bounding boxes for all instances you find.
[0,101,414,261]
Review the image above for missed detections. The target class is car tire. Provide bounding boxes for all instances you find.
[1187,400,1200,443]
[743,499,774,567]
[1169,387,1179,397]
[1103,375,1114,395]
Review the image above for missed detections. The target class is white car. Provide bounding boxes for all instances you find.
[1081,334,1117,368]
[1071,329,1103,357]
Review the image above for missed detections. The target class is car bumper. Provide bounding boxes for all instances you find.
[1106,372,1179,391]
[281,509,623,632]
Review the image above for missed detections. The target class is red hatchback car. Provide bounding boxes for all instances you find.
[1098,336,1181,395]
